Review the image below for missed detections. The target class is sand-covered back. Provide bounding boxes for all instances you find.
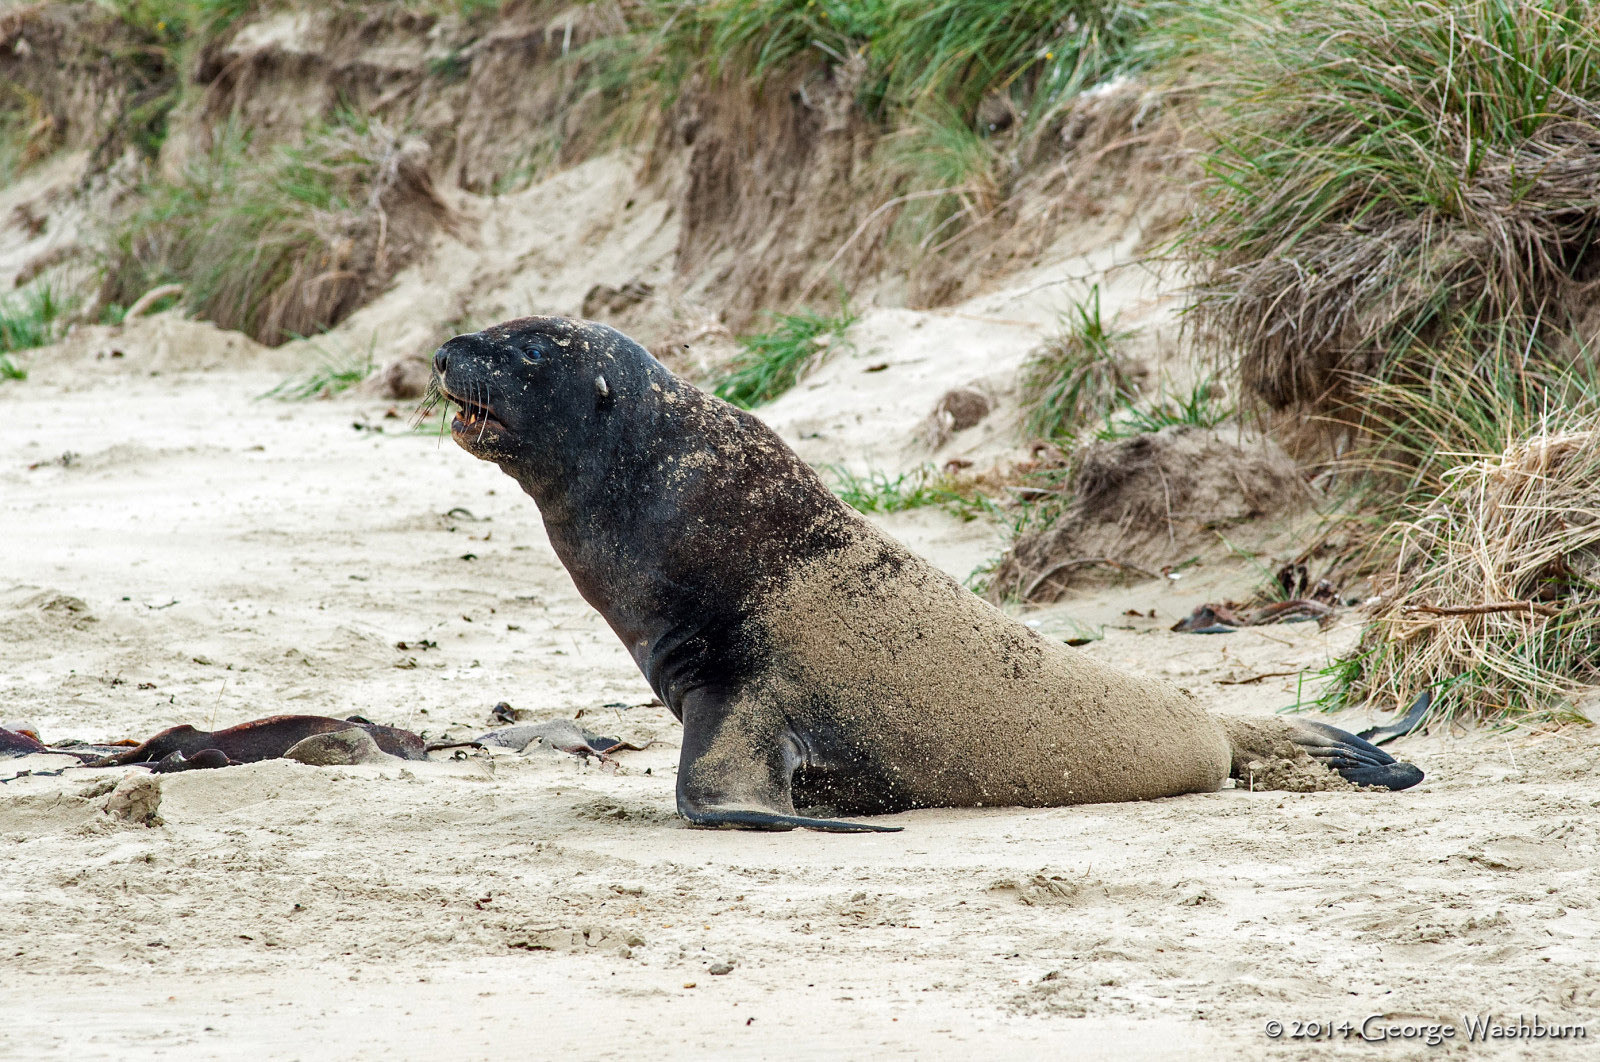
[760,524,1232,808]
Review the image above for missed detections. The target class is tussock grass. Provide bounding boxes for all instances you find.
[878,102,1002,243]
[97,0,257,158]
[1312,340,1600,723]
[641,1,1144,243]
[1164,0,1600,725]
[1019,285,1138,440]
[100,115,449,346]
[715,304,858,408]
[648,0,1139,116]
[1335,328,1598,507]
[1325,423,1600,727]
[1178,0,1600,416]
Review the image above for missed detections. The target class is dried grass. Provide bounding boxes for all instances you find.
[1331,426,1600,725]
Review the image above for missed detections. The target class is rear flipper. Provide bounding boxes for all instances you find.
[1219,716,1424,792]
[1357,689,1432,747]
[1288,720,1424,790]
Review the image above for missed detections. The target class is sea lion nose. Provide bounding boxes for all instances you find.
[432,347,449,377]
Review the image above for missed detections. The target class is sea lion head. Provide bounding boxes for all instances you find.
[430,315,653,473]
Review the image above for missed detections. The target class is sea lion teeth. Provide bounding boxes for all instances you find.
[431,316,1425,832]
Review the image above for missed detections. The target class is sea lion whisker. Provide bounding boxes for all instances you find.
[476,378,492,445]
[411,379,444,430]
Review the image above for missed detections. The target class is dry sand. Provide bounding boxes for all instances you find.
[2,153,1596,1061]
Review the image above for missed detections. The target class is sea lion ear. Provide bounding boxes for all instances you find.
[595,374,613,407]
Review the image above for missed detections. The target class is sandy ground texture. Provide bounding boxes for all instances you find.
[2,339,1598,1062]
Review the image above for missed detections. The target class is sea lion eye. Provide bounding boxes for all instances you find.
[514,341,544,365]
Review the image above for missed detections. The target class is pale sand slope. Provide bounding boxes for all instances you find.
[2,355,1598,1060]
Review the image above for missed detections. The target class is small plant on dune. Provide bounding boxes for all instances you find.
[714,303,858,408]
[1096,373,1233,440]
[0,284,74,379]
[263,335,378,401]
[1019,285,1138,441]
[100,114,449,346]
[830,464,953,513]
[829,463,1002,522]
[0,84,60,181]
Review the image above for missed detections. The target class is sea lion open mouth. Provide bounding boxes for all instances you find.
[442,389,507,436]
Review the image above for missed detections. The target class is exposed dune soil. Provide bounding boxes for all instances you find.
[2,338,1598,1060]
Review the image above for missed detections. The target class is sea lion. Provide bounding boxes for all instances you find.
[430,316,1423,832]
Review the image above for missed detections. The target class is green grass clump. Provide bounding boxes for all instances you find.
[829,463,1002,522]
[715,304,858,408]
[101,115,443,346]
[0,285,74,379]
[1019,285,1138,440]
[1095,373,1232,439]
[830,464,954,513]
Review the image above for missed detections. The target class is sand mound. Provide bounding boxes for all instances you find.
[0,585,96,639]
[18,313,291,381]
[988,425,1308,603]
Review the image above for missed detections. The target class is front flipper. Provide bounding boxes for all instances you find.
[676,690,903,834]
[1289,720,1425,791]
